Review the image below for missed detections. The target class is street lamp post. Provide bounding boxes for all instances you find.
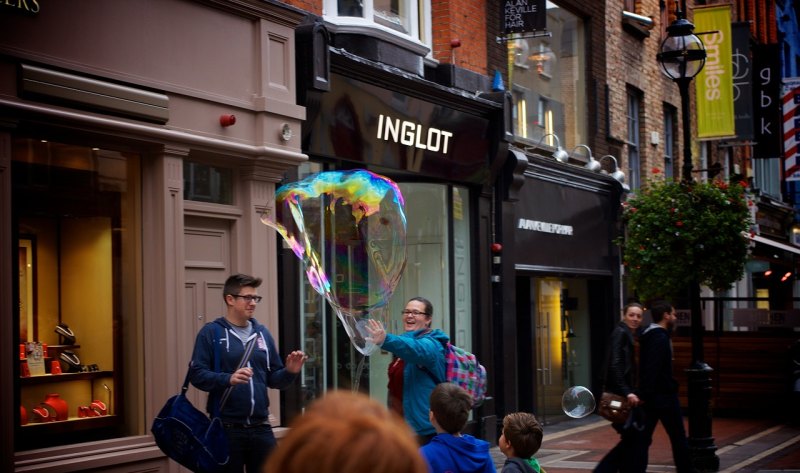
[656,3,720,471]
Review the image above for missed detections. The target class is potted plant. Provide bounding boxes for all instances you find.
[617,174,753,302]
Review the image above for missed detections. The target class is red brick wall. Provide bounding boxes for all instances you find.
[283,0,321,16]
[432,0,489,73]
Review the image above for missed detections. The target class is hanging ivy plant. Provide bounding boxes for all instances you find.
[616,174,753,302]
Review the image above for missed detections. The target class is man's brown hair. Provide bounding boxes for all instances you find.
[503,412,544,459]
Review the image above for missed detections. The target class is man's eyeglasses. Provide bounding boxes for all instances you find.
[401,309,428,316]
[230,294,263,303]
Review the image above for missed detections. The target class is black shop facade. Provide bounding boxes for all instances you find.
[282,22,507,437]
[494,149,625,425]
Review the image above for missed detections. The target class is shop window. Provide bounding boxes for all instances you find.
[296,177,474,409]
[753,157,782,198]
[13,138,140,450]
[663,104,676,179]
[325,0,430,45]
[184,161,234,204]
[508,3,587,151]
[627,89,642,190]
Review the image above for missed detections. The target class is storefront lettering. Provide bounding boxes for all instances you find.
[2,0,39,14]
[376,114,453,154]
[518,218,573,236]
[504,0,537,30]
[703,31,726,100]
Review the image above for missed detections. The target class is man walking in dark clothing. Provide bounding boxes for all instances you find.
[636,301,691,473]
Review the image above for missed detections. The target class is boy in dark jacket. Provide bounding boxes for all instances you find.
[420,383,496,473]
[499,412,544,473]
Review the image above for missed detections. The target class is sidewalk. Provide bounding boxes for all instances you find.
[489,415,800,472]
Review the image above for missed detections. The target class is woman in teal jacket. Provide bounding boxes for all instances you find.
[366,297,448,445]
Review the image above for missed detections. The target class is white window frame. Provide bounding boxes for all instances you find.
[323,0,432,50]
[627,90,641,190]
[664,105,675,179]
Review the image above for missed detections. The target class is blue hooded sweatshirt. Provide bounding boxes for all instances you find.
[380,328,449,436]
[188,317,298,424]
[420,433,497,473]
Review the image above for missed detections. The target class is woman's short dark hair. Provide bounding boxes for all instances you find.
[408,297,433,317]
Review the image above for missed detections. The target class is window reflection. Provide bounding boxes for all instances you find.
[508,3,586,150]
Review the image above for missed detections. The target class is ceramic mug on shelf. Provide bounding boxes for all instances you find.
[31,404,54,423]
[90,400,107,416]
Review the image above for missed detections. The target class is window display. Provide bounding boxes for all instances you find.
[13,138,140,450]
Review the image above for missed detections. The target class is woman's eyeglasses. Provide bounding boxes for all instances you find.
[231,294,263,303]
[401,309,428,316]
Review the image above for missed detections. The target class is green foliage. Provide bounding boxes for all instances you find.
[616,177,752,302]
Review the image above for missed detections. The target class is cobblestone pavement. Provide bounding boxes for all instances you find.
[488,415,800,473]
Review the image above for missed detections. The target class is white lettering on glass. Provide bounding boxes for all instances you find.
[376,114,454,154]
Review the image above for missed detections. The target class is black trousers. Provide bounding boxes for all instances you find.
[635,397,691,473]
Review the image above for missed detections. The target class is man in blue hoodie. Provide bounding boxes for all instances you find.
[420,382,496,473]
[188,273,307,473]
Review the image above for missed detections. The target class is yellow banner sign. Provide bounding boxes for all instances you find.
[695,5,735,139]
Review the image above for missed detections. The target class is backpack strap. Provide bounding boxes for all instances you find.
[417,333,448,384]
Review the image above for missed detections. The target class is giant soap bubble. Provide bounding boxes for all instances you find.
[562,386,596,418]
[262,170,407,355]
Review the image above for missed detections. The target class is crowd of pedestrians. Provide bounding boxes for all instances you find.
[184,274,688,473]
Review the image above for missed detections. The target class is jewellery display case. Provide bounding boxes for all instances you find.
[17,225,120,439]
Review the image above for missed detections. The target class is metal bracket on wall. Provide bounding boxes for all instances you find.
[496,31,552,43]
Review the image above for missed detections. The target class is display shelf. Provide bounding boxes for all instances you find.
[20,370,113,385]
[21,414,117,433]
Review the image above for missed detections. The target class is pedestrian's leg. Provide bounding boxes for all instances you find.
[224,426,247,473]
[248,424,277,472]
[660,398,691,473]
[629,407,659,473]
[594,437,624,473]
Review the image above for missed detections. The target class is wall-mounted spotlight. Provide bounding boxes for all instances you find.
[781,272,792,282]
[599,155,626,185]
[526,133,569,163]
[573,144,601,172]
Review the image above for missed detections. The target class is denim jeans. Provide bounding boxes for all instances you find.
[223,424,276,473]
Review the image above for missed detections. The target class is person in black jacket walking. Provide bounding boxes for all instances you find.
[636,301,691,473]
[594,302,644,473]
[189,273,307,473]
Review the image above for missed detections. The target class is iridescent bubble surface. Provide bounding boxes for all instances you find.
[261,170,407,355]
[562,386,596,418]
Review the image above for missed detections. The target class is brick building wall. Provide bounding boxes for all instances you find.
[605,0,682,182]
[433,0,489,72]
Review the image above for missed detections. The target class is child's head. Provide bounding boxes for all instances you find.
[429,383,473,434]
[499,412,543,459]
[265,390,427,473]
